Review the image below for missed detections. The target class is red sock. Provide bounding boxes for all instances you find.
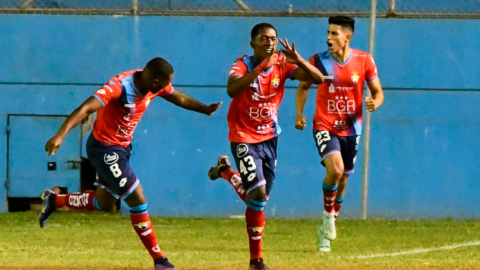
[245,207,265,260]
[334,196,344,217]
[55,191,97,210]
[323,189,337,214]
[221,168,246,201]
[130,212,165,260]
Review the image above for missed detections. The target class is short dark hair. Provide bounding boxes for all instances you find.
[251,23,277,40]
[144,57,174,78]
[328,16,355,33]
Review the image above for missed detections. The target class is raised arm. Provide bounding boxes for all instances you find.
[162,88,222,115]
[365,78,384,112]
[45,96,103,156]
[227,55,279,98]
[279,38,324,84]
[295,81,313,130]
[227,70,261,98]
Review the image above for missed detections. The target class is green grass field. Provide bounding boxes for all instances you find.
[0,212,479,270]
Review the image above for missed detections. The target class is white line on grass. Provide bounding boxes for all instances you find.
[352,240,480,259]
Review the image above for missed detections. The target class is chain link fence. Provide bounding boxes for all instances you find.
[1,0,479,18]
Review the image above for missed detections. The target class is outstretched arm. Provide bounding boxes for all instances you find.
[295,81,313,130]
[365,78,384,112]
[162,89,222,115]
[279,38,324,84]
[45,96,103,156]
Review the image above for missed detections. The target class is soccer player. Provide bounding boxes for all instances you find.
[294,16,385,252]
[40,57,222,270]
[209,23,324,270]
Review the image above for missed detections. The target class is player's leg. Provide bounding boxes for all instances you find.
[334,174,349,218]
[208,155,246,201]
[38,178,114,228]
[335,135,360,218]
[124,184,176,270]
[231,142,269,270]
[313,130,344,246]
[91,135,175,269]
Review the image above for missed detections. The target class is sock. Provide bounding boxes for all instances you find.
[221,168,246,201]
[245,203,266,260]
[130,204,165,260]
[322,182,338,214]
[55,190,99,210]
[334,195,344,218]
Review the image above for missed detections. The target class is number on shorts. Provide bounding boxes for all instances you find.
[109,163,122,178]
[119,177,127,187]
[316,130,331,146]
[239,156,257,182]
[240,156,256,175]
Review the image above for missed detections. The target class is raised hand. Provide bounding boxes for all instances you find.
[205,101,222,116]
[254,53,281,73]
[279,38,303,64]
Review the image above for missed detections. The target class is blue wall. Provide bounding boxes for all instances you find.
[1,15,479,218]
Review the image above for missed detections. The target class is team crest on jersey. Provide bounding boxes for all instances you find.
[97,89,106,95]
[236,144,249,158]
[351,73,360,84]
[271,76,280,88]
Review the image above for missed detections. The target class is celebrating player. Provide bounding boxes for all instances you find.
[40,57,222,270]
[208,23,324,269]
[295,16,384,252]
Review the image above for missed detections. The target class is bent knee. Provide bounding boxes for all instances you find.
[326,167,344,180]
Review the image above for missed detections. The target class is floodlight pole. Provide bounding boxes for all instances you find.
[360,0,377,220]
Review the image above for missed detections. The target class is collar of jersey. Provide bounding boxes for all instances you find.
[122,74,143,97]
[328,50,353,66]
[245,56,274,75]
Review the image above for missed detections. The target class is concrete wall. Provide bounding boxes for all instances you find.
[1,15,479,218]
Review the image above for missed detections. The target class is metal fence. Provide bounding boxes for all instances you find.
[1,0,479,18]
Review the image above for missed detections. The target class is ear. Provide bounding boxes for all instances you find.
[250,40,254,49]
[345,33,353,43]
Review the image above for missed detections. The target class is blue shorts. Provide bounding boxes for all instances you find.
[313,130,360,174]
[86,134,139,200]
[230,137,277,196]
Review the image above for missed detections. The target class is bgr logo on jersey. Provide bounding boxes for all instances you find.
[104,152,119,165]
[249,103,277,119]
[328,96,355,114]
[236,144,249,158]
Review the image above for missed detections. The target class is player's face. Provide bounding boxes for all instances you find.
[251,27,278,59]
[150,73,174,93]
[326,24,351,53]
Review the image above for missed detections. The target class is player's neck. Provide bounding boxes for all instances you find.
[332,46,352,64]
[133,72,149,96]
[252,55,264,67]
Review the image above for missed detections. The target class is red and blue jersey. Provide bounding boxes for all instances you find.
[92,70,174,146]
[311,49,378,136]
[227,55,298,143]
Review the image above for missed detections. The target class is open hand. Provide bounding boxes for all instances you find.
[205,101,222,116]
[255,53,281,73]
[279,38,303,64]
